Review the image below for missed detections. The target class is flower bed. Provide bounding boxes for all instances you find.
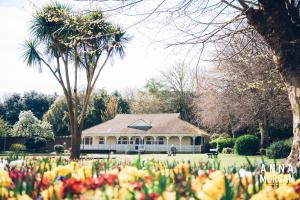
[0,155,299,200]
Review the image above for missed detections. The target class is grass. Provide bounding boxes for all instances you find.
[94,153,285,169]
[0,153,285,169]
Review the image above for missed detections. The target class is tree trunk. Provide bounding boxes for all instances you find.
[274,43,300,165]
[285,83,300,165]
[69,107,84,159]
[241,1,300,165]
[64,93,83,160]
[259,115,269,148]
[70,127,82,159]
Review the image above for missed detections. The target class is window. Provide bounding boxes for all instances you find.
[130,138,134,144]
[128,119,152,130]
[158,137,164,145]
[146,137,153,144]
[98,137,104,144]
[85,137,93,145]
[118,137,128,144]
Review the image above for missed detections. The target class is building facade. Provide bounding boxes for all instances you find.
[81,113,210,153]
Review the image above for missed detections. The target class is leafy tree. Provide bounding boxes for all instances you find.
[0,118,12,137]
[84,91,109,129]
[44,90,130,135]
[116,94,130,114]
[13,111,54,140]
[1,94,24,124]
[0,103,5,118]
[22,3,128,158]
[22,91,56,119]
[0,91,55,124]
[43,97,69,136]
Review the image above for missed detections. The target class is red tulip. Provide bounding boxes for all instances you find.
[149,193,160,200]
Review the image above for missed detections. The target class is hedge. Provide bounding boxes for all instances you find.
[210,138,235,153]
[222,147,233,154]
[216,138,235,153]
[54,145,64,154]
[234,135,259,155]
[25,137,47,152]
[266,139,292,159]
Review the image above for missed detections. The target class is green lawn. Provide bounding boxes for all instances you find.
[0,153,285,169]
[109,153,285,169]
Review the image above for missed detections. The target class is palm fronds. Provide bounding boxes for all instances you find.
[21,39,42,68]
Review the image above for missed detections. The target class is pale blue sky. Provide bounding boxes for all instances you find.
[0,0,207,97]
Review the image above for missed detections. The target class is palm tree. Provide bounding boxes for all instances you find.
[22,2,128,159]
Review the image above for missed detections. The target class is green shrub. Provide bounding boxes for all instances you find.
[209,140,218,148]
[216,138,235,153]
[25,137,47,152]
[9,143,26,152]
[222,147,233,154]
[54,145,64,154]
[259,148,266,155]
[210,138,235,152]
[64,149,70,154]
[254,131,261,140]
[266,140,292,159]
[269,127,293,141]
[234,135,259,155]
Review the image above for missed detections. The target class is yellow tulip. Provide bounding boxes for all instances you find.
[250,187,277,200]
[275,186,300,200]
[0,170,12,187]
[0,187,8,198]
[44,171,56,181]
[162,191,176,200]
[55,165,73,177]
[41,182,63,200]
[8,194,32,200]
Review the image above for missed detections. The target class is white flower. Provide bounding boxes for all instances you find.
[238,169,252,177]
[9,160,24,168]
[0,160,8,170]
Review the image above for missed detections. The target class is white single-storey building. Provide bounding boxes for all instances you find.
[81,113,210,153]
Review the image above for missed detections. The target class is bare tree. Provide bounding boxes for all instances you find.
[130,79,168,113]
[161,63,196,122]
[198,33,292,147]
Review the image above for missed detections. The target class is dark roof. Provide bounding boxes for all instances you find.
[82,113,209,136]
